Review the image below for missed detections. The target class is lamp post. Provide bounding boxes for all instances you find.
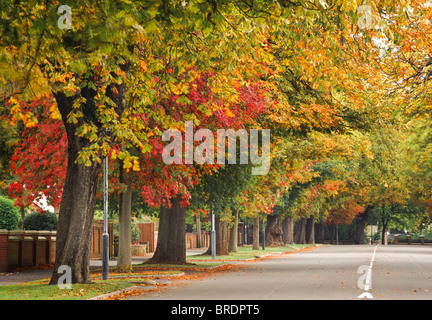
[244,218,248,245]
[102,155,109,280]
[335,224,339,246]
[211,204,216,259]
[262,212,265,250]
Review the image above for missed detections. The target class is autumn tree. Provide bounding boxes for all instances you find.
[0,0,275,282]
[7,96,66,213]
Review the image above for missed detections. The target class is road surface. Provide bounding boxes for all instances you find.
[127,244,432,300]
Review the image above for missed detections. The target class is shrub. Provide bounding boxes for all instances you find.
[0,196,20,230]
[23,211,58,231]
[113,220,141,244]
[398,235,408,243]
[131,222,140,243]
[424,234,432,243]
[411,234,421,243]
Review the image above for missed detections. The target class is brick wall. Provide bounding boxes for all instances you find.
[0,230,8,272]
[0,230,57,272]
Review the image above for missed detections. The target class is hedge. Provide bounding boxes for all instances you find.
[0,196,20,230]
[23,211,58,231]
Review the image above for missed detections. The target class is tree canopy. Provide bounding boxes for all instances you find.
[1,0,432,282]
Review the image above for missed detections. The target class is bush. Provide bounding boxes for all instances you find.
[411,234,421,243]
[398,234,408,243]
[113,221,141,244]
[131,222,140,243]
[424,234,432,243]
[0,196,20,230]
[23,211,58,231]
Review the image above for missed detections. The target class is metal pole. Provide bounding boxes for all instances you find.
[244,218,247,245]
[211,205,216,259]
[262,213,265,250]
[102,156,109,280]
[336,224,339,246]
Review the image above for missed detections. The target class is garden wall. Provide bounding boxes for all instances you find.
[0,229,56,272]
[0,222,211,272]
[0,221,115,272]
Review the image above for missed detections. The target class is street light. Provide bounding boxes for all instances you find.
[244,218,248,245]
[335,224,339,246]
[102,155,109,280]
[262,212,265,250]
[211,204,216,260]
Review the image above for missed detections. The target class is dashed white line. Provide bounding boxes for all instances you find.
[358,244,379,299]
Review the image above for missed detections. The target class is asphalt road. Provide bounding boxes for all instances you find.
[128,244,432,300]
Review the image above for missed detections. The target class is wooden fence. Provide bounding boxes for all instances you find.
[90,220,114,259]
[137,222,155,253]
[185,231,211,249]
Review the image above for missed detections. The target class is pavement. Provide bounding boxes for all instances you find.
[0,248,208,286]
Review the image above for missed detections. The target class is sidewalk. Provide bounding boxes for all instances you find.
[0,248,208,286]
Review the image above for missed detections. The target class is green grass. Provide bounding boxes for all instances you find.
[0,270,181,300]
[187,244,314,261]
[0,280,133,300]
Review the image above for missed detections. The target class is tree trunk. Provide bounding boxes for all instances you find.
[48,56,131,284]
[295,218,306,244]
[330,224,335,244]
[216,216,229,255]
[282,216,294,244]
[147,197,186,264]
[49,92,101,285]
[228,209,239,253]
[196,214,201,248]
[19,207,25,229]
[117,165,133,272]
[355,206,372,244]
[266,215,283,246]
[204,215,229,255]
[253,216,260,250]
[381,219,388,245]
[315,221,325,243]
[305,215,315,244]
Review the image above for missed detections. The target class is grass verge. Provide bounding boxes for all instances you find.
[0,270,181,300]
[187,244,314,261]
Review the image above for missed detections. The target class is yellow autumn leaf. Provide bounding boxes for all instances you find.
[123,157,132,170]
[110,150,118,160]
[132,160,140,171]
[138,60,147,70]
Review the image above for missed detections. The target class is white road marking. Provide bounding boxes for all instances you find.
[358,292,373,299]
[358,244,379,299]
